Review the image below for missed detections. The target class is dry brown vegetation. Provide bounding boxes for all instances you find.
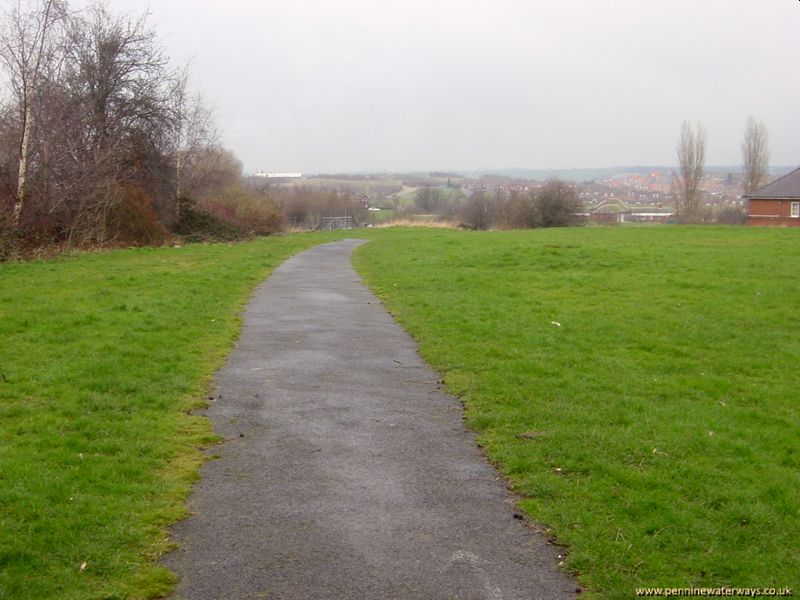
[375,218,460,229]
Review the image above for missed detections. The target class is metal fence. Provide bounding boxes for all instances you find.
[318,216,356,231]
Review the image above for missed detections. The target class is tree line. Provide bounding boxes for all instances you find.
[0,0,285,255]
[0,0,774,254]
[408,179,583,230]
[674,117,769,223]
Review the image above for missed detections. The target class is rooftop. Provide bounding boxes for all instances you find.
[746,166,800,199]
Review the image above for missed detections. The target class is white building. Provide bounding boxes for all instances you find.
[253,172,303,179]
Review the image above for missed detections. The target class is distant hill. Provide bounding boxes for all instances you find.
[303,166,795,184]
[458,166,795,182]
[460,167,668,182]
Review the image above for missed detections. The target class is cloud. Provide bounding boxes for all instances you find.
[103,0,800,171]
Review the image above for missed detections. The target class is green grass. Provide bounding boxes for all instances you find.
[0,233,346,600]
[3,226,799,599]
[365,208,396,223]
[352,226,800,598]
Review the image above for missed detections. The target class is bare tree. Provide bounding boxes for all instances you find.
[170,70,221,218]
[741,116,769,195]
[0,1,253,249]
[0,0,67,227]
[675,120,706,222]
[460,189,493,230]
[62,3,181,241]
[415,186,443,213]
[535,179,582,227]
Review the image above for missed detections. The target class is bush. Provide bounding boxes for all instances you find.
[107,185,170,246]
[174,208,245,242]
[196,185,283,235]
[460,190,494,230]
[534,179,582,227]
[496,190,537,229]
[0,227,14,261]
[459,179,583,230]
[714,205,748,225]
[276,186,364,230]
[415,187,444,213]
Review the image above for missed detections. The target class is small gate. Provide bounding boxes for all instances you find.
[318,216,355,231]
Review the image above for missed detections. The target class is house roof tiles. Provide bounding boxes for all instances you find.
[747,166,800,199]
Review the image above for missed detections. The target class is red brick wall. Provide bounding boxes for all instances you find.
[748,199,800,227]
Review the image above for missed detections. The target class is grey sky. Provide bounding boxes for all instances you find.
[107,0,797,173]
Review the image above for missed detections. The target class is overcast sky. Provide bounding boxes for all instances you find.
[99,0,797,173]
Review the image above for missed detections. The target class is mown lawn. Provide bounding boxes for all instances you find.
[2,226,798,599]
[0,233,345,600]
[353,226,800,598]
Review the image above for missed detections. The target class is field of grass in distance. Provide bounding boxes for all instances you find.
[353,226,800,598]
[0,232,346,600]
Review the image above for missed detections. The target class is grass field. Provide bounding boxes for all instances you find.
[353,226,800,598]
[0,233,345,600]
[2,226,798,599]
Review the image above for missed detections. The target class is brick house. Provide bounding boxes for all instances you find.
[746,166,800,227]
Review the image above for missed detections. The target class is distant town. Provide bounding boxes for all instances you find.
[245,166,794,227]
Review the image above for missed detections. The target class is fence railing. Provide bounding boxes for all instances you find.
[318,216,355,231]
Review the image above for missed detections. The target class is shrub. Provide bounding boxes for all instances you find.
[107,185,170,246]
[196,185,283,235]
[714,205,748,225]
[276,186,364,230]
[534,179,583,227]
[459,179,583,230]
[415,187,444,213]
[174,207,245,242]
[460,190,494,230]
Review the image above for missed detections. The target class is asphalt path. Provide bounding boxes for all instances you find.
[164,239,578,599]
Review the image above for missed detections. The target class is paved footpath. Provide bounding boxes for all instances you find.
[164,239,578,600]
